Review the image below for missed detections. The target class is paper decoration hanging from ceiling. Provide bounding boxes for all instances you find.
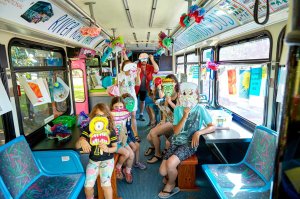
[53,77,70,102]
[18,76,51,106]
[0,79,13,115]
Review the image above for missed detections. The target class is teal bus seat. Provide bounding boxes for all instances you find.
[202,125,278,199]
[0,136,85,199]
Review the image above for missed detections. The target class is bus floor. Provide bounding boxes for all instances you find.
[78,112,218,199]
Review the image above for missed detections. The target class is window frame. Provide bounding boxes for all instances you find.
[175,54,185,74]
[200,46,215,101]
[72,68,86,103]
[8,38,70,146]
[216,31,273,131]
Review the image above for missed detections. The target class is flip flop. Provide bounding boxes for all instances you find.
[158,187,180,198]
[147,155,162,164]
[144,147,155,156]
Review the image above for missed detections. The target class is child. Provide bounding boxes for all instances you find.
[122,93,147,170]
[110,96,135,184]
[158,83,215,198]
[76,103,118,199]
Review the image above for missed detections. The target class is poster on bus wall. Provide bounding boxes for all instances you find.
[0,0,104,49]
[249,67,262,96]
[227,69,237,95]
[0,80,12,115]
[239,69,250,99]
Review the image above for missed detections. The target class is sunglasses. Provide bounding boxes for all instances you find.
[139,58,148,62]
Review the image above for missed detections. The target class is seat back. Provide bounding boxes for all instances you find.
[0,136,40,198]
[244,125,278,183]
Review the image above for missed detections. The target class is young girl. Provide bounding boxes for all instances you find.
[145,74,180,164]
[110,97,135,184]
[76,103,118,199]
[117,60,141,142]
[158,83,215,198]
[122,93,147,170]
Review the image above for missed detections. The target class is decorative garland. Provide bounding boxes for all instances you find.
[101,36,125,63]
[179,5,205,28]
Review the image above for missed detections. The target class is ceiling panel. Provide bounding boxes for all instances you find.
[72,0,202,51]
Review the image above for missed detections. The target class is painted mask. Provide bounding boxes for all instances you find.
[124,97,135,112]
[89,116,110,155]
[162,78,175,97]
[123,63,137,75]
[111,109,130,146]
[179,82,198,108]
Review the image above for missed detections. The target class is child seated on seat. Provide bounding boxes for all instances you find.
[76,103,118,199]
[122,93,147,170]
[158,82,215,198]
[110,96,135,184]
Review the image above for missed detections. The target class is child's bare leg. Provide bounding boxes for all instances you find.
[102,186,113,199]
[84,187,94,199]
[131,111,138,137]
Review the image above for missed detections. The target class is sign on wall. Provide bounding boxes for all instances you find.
[0,0,104,49]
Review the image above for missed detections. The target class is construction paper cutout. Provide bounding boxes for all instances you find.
[53,77,70,102]
[0,80,12,115]
[179,82,198,108]
[111,109,130,146]
[162,78,175,97]
[124,97,135,113]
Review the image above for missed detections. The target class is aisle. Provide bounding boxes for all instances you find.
[117,114,218,199]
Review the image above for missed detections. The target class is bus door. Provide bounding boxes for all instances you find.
[71,59,89,114]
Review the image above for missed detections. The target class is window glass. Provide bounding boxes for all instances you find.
[201,65,210,98]
[219,38,270,61]
[16,71,67,136]
[187,64,199,85]
[72,69,85,102]
[202,49,212,63]
[218,64,268,125]
[186,53,198,63]
[176,64,184,74]
[177,56,184,64]
[11,46,63,67]
[0,117,4,146]
[86,58,99,67]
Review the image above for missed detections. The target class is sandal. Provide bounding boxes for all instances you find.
[144,147,154,156]
[158,187,180,198]
[135,136,141,143]
[161,148,168,156]
[147,155,162,164]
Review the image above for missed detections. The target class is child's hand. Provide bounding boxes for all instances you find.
[99,143,108,152]
[80,138,91,153]
[157,84,162,90]
[183,107,190,119]
[137,68,141,74]
[191,132,200,148]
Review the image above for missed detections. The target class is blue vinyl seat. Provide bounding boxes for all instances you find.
[202,125,278,199]
[0,136,85,199]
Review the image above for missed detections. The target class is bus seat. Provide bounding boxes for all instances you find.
[0,136,85,199]
[202,125,278,199]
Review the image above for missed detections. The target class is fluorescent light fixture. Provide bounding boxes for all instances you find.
[149,9,155,27]
[122,0,129,9]
[133,32,137,41]
[126,10,134,28]
[147,32,150,41]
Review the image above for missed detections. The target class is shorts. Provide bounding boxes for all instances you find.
[84,158,114,187]
[163,143,196,161]
[127,131,136,144]
[138,90,147,101]
[117,141,129,151]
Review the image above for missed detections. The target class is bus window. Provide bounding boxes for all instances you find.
[186,53,199,85]
[201,48,214,99]
[217,34,271,126]
[72,69,85,103]
[176,55,184,74]
[9,39,69,137]
[218,64,268,125]
[0,117,4,146]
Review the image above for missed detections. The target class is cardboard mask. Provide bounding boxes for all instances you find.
[179,82,198,108]
[89,116,111,155]
[123,63,137,74]
[111,109,130,146]
[124,97,135,112]
[162,78,175,97]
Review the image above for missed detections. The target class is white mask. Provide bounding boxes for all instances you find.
[179,82,198,108]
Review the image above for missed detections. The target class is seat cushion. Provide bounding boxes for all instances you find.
[206,163,266,189]
[20,174,83,199]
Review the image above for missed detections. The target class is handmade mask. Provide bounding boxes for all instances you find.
[111,109,130,146]
[123,63,137,75]
[124,97,135,112]
[179,82,198,108]
[162,78,175,97]
[89,116,110,155]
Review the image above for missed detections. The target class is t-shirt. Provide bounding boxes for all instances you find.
[135,63,157,93]
[172,104,212,145]
[118,72,136,96]
[81,126,118,162]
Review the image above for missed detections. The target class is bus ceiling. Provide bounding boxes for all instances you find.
[0,0,289,53]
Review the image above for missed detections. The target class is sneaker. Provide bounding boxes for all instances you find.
[122,168,133,184]
[115,168,123,180]
[139,114,145,121]
[134,162,147,170]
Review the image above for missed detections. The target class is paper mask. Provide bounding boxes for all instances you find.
[89,116,111,155]
[179,82,198,108]
[111,109,130,146]
[123,63,137,74]
[162,78,175,97]
[124,97,135,112]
